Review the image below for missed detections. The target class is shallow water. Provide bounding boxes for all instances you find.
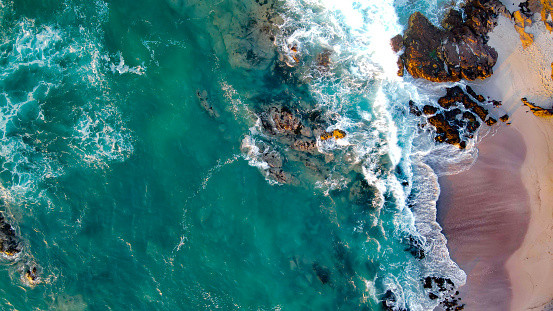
[0,0,483,310]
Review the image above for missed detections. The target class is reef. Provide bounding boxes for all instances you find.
[245,102,352,184]
[393,0,506,82]
[521,97,553,117]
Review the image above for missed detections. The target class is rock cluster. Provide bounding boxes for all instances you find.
[410,86,507,148]
[246,105,349,184]
[393,0,506,82]
[423,277,465,310]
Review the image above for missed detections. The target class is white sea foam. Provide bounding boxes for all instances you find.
[271,0,471,309]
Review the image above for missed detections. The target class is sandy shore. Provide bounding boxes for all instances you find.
[438,7,553,311]
[437,126,530,310]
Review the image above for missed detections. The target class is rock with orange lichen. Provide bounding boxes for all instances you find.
[541,0,553,32]
[320,129,346,141]
[332,129,346,139]
[0,212,20,258]
[513,10,534,48]
[522,97,553,117]
[320,132,333,141]
[394,0,505,82]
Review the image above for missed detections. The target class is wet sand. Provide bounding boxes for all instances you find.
[437,126,530,310]
[437,8,553,311]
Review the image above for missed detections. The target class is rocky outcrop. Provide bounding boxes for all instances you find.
[0,212,20,257]
[394,0,506,82]
[422,277,464,310]
[522,97,553,117]
[513,10,534,48]
[411,86,500,148]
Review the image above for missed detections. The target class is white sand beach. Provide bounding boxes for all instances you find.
[441,8,553,311]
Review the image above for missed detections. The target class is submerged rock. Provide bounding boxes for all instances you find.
[312,263,331,284]
[0,212,20,257]
[521,97,553,117]
[196,90,220,118]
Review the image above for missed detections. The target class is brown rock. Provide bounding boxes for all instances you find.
[291,139,318,152]
[466,85,485,102]
[442,9,463,30]
[428,113,463,147]
[423,105,439,115]
[521,97,553,117]
[0,213,20,257]
[398,0,505,83]
[500,114,509,122]
[390,34,404,53]
[513,10,534,48]
[485,117,497,126]
[401,12,454,82]
[409,100,422,116]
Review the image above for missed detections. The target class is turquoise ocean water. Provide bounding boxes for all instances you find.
[0,0,480,310]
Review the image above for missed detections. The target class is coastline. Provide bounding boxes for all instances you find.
[437,9,553,311]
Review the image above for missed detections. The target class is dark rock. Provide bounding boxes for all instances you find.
[0,212,20,257]
[428,113,462,146]
[320,129,346,141]
[269,107,303,135]
[349,178,378,206]
[442,9,464,30]
[485,117,497,126]
[491,99,502,107]
[262,150,283,168]
[405,235,425,259]
[429,292,439,300]
[409,100,422,116]
[291,139,317,153]
[268,168,292,184]
[423,105,439,115]
[401,12,453,82]
[500,114,509,122]
[465,85,485,102]
[390,34,404,53]
[196,90,220,118]
[312,263,331,284]
[316,49,332,69]
[381,290,407,311]
[444,108,462,120]
[397,0,505,82]
[438,86,466,109]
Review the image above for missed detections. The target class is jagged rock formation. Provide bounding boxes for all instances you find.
[410,86,503,148]
[243,104,353,184]
[513,10,534,48]
[393,0,506,82]
[522,97,553,117]
[0,212,20,257]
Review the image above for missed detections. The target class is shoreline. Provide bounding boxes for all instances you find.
[437,8,553,311]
